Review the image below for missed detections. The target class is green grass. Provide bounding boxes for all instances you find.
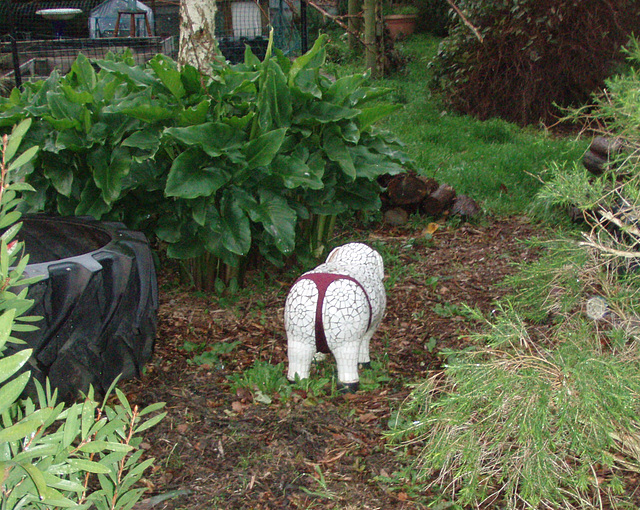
[326,33,587,215]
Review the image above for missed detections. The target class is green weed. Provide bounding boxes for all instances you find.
[181,339,241,366]
[301,465,336,500]
[432,302,475,319]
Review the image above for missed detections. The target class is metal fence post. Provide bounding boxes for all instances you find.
[10,9,22,89]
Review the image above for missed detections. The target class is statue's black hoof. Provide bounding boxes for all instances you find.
[359,362,372,370]
[337,382,359,393]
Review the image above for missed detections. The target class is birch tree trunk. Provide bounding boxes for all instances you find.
[178,0,220,73]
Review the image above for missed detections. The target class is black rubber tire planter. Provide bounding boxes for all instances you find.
[11,215,158,401]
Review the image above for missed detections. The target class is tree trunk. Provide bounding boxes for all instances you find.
[363,0,377,75]
[178,0,220,73]
[348,0,362,51]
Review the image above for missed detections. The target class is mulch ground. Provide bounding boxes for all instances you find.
[123,215,543,509]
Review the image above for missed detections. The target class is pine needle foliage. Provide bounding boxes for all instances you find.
[387,320,640,508]
[387,39,640,509]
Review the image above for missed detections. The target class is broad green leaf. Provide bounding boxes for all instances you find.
[75,182,110,218]
[351,144,406,177]
[0,399,44,442]
[138,402,167,416]
[178,99,210,125]
[180,63,203,95]
[62,403,80,449]
[326,74,367,105]
[8,146,39,172]
[69,53,97,93]
[68,459,112,474]
[155,216,182,243]
[46,90,83,121]
[60,84,94,106]
[96,59,157,86]
[257,61,292,131]
[243,128,287,170]
[164,123,245,157]
[291,69,321,98]
[289,34,328,85]
[122,130,161,152]
[272,154,323,190]
[149,54,185,99]
[4,118,32,162]
[294,101,359,124]
[323,130,356,180]
[133,411,166,433]
[103,94,173,122]
[251,190,297,254]
[336,179,381,210]
[0,309,16,352]
[42,472,85,493]
[78,440,134,453]
[44,165,73,197]
[165,149,230,199]
[53,129,87,152]
[0,349,30,386]
[166,238,203,259]
[121,103,174,122]
[20,462,52,501]
[89,146,131,204]
[220,193,251,256]
[358,104,401,131]
[244,44,262,67]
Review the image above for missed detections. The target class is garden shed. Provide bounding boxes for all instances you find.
[89,0,155,38]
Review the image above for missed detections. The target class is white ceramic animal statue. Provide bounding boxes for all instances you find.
[284,242,386,392]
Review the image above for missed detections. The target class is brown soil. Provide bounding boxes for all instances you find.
[124,216,542,509]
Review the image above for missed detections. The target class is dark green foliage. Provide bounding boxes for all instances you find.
[0,36,408,278]
[430,0,640,125]
[415,0,451,36]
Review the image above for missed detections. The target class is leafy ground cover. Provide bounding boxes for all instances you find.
[123,216,543,509]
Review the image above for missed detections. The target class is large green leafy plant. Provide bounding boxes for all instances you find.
[0,35,407,287]
[0,120,166,509]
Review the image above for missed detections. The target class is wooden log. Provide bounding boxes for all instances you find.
[420,183,456,216]
[385,174,437,206]
[590,136,624,158]
[583,150,607,176]
[451,195,480,218]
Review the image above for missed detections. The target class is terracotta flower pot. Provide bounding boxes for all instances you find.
[385,13,418,40]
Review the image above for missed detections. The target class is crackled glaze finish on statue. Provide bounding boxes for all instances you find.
[284,243,386,391]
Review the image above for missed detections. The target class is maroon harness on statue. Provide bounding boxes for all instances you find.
[295,273,372,354]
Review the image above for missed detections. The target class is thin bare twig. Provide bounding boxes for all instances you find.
[304,0,367,48]
[446,0,484,43]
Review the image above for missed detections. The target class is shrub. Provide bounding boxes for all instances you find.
[416,0,451,37]
[387,39,640,508]
[387,329,640,508]
[0,35,408,287]
[430,0,640,125]
[0,120,166,509]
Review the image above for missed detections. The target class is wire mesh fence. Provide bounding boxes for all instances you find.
[0,0,308,90]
